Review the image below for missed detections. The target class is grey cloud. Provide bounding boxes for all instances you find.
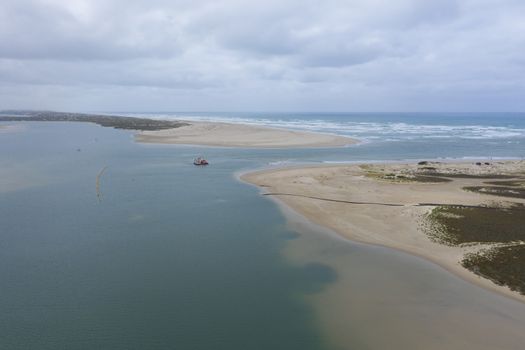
[0,0,524,111]
[0,58,219,89]
[0,0,184,60]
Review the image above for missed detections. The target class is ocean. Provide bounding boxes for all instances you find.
[1,113,525,349]
[118,112,525,161]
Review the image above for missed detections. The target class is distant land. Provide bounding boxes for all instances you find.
[1,110,356,148]
[0,110,188,131]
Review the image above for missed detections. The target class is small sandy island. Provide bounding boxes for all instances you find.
[242,160,525,301]
[135,121,357,148]
[0,124,24,133]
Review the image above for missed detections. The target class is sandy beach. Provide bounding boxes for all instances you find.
[242,161,525,301]
[135,121,357,148]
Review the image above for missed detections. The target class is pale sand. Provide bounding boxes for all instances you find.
[0,124,26,133]
[242,160,525,301]
[135,121,357,148]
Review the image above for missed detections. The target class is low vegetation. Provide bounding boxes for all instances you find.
[483,180,525,187]
[362,162,525,295]
[0,110,188,131]
[462,245,525,295]
[360,165,451,183]
[463,186,525,199]
[373,173,452,183]
[426,203,525,295]
[419,172,514,179]
[407,175,452,183]
[426,204,525,245]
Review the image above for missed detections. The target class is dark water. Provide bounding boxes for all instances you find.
[0,123,333,349]
[1,119,525,349]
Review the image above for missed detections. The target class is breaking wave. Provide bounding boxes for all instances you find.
[117,113,525,142]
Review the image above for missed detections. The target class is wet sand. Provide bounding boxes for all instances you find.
[242,161,525,301]
[135,121,357,148]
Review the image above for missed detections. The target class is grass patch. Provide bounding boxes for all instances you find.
[464,186,525,199]
[426,204,525,245]
[410,176,451,183]
[419,173,515,179]
[364,170,451,183]
[462,245,525,295]
[484,180,525,187]
[379,174,451,183]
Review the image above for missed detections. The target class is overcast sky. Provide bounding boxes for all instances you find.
[1,0,524,112]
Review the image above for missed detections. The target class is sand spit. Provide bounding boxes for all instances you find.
[136,121,357,148]
[242,160,525,301]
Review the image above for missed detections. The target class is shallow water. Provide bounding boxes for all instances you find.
[283,209,525,349]
[1,119,525,349]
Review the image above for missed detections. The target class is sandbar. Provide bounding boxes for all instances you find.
[242,160,525,301]
[135,121,357,148]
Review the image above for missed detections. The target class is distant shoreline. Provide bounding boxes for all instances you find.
[0,111,188,131]
[241,160,525,302]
